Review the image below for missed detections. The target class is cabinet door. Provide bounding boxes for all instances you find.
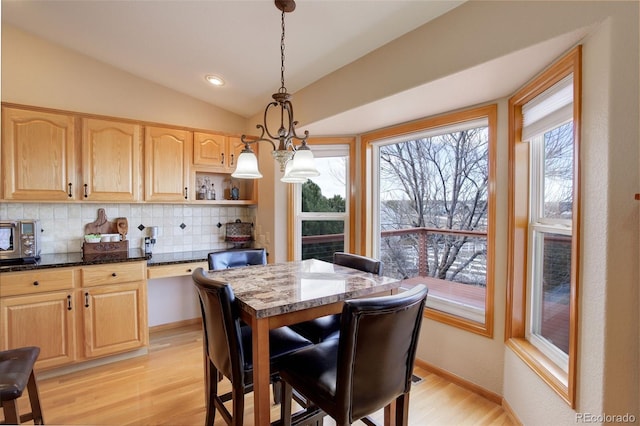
[144,126,191,201]
[193,132,227,170]
[1,291,77,369]
[227,136,247,172]
[82,281,148,359]
[2,106,77,200]
[82,118,142,201]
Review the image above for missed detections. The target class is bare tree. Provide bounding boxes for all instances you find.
[379,127,489,283]
[542,121,573,218]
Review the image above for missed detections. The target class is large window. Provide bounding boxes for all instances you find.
[290,139,355,261]
[364,105,496,337]
[507,46,581,407]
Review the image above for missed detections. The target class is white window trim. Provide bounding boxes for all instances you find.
[292,145,350,260]
[525,130,573,372]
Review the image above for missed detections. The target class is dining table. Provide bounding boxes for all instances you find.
[202,258,402,426]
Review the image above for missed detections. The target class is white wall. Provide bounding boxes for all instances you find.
[147,276,200,327]
[1,25,248,134]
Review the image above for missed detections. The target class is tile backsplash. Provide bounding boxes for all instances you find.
[0,203,256,255]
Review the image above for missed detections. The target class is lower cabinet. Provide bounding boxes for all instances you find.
[0,261,148,371]
[1,290,77,370]
[82,282,147,358]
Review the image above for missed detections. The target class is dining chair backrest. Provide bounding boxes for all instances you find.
[208,248,267,270]
[333,252,382,275]
[336,284,427,423]
[192,268,245,385]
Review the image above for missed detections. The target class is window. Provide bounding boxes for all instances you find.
[289,138,355,261]
[528,119,573,369]
[363,105,496,337]
[507,46,581,407]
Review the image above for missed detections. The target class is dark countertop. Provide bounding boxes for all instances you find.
[146,250,212,266]
[0,249,216,273]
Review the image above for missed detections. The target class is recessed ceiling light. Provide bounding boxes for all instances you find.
[205,75,225,86]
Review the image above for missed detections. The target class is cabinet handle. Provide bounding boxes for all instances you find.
[33,281,39,286]
[84,184,88,198]
[187,268,192,272]
[184,187,188,200]
[84,292,89,308]
[112,272,117,277]
[221,153,224,165]
[230,154,234,166]
[67,295,72,311]
[68,183,73,197]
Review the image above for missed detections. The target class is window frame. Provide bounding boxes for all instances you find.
[287,137,356,261]
[506,46,581,407]
[361,104,497,337]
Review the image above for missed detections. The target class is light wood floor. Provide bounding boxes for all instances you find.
[12,324,515,425]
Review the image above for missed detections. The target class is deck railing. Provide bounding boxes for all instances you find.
[302,227,569,345]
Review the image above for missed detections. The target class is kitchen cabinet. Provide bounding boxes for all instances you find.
[193,133,246,173]
[193,132,226,170]
[193,134,257,204]
[80,262,148,358]
[82,118,142,201]
[1,103,258,206]
[0,261,148,371]
[147,261,208,279]
[145,126,192,201]
[1,291,78,370]
[2,106,77,201]
[0,267,77,369]
[1,106,143,202]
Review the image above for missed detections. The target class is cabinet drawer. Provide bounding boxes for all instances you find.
[147,261,208,279]
[0,268,76,297]
[81,261,146,287]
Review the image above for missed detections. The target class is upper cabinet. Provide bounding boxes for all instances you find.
[82,118,142,201]
[1,104,255,204]
[193,132,246,173]
[193,132,226,170]
[2,106,77,201]
[228,136,248,172]
[144,126,192,201]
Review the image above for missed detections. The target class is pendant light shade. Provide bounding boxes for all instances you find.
[231,149,263,179]
[287,147,320,178]
[280,160,308,183]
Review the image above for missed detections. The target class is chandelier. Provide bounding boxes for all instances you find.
[231,0,319,183]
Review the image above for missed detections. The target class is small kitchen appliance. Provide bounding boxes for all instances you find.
[0,220,41,264]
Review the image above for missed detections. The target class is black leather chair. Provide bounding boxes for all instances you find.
[191,268,312,426]
[207,248,267,270]
[279,284,428,426]
[0,347,44,425]
[290,252,383,343]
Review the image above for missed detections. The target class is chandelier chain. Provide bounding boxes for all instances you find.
[280,9,286,92]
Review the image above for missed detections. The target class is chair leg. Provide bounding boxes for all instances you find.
[362,415,380,426]
[2,399,20,425]
[394,392,410,426]
[26,370,44,425]
[280,381,293,426]
[273,380,282,404]
[232,385,245,425]
[205,361,218,426]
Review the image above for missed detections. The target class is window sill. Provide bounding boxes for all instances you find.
[506,337,572,407]
[401,277,492,337]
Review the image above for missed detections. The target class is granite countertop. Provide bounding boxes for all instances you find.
[201,259,400,319]
[0,249,219,273]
